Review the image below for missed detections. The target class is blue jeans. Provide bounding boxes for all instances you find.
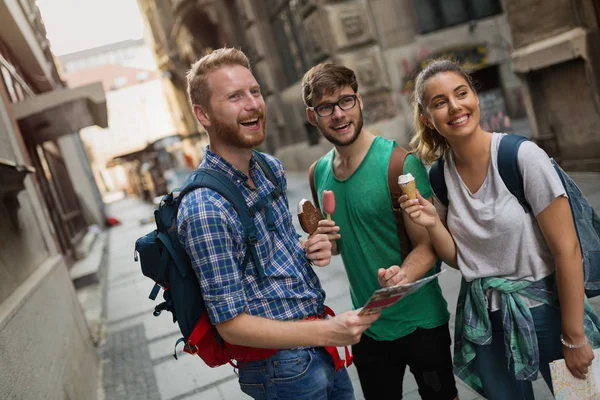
[238,347,354,399]
[473,304,564,400]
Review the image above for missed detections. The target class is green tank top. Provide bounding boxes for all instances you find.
[313,137,449,340]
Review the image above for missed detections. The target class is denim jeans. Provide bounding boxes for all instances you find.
[237,347,354,399]
[473,303,564,400]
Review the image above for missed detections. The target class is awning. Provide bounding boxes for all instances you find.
[11,82,108,144]
[106,132,204,168]
[106,147,148,168]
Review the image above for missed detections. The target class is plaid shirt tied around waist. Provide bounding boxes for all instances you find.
[454,274,600,396]
[177,148,325,325]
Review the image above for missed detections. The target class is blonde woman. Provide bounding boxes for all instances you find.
[397,59,600,399]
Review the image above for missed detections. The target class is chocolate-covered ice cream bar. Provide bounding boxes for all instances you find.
[297,199,324,236]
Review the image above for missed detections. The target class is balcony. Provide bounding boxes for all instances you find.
[0,0,58,91]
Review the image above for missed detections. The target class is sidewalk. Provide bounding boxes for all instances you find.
[99,171,600,400]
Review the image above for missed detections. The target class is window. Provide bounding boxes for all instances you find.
[413,0,502,34]
[269,0,311,86]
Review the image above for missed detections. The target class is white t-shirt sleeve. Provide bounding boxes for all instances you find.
[517,141,566,216]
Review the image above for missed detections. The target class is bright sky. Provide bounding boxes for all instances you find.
[37,0,145,56]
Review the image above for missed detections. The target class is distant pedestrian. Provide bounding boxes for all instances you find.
[302,63,458,400]
[178,47,379,399]
[401,58,600,399]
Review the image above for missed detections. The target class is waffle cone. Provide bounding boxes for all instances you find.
[400,180,417,200]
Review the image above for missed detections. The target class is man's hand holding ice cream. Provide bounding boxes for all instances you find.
[314,219,341,256]
[297,199,333,266]
[303,234,333,267]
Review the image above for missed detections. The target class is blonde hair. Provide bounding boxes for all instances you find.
[409,59,476,164]
[301,63,358,107]
[186,47,251,108]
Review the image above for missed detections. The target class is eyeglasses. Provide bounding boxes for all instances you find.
[309,94,358,117]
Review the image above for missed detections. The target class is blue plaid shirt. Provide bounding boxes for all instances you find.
[177,147,325,324]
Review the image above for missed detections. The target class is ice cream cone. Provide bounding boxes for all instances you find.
[400,180,417,200]
[398,173,417,200]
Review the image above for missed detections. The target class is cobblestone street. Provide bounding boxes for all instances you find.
[100,171,600,400]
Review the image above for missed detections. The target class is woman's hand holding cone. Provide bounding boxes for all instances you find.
[399,190,439,228]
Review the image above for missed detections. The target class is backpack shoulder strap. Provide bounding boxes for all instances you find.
[388,146,411,261]
[178,168,265,277]
[429,157,448,207]
[497,134,532,213]
[308,160,320,208]
[178,169,249,220]
[252,150,280,190]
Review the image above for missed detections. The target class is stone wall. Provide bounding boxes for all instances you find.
[269,3,517,170]
[526,59,600,167]
[0,257,100,399]
[503,0,578,48]
[0,68,100,400]
[504,0,600,171]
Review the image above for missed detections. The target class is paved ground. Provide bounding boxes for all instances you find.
[100,171,600,400]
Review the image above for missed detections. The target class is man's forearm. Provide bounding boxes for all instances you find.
[216,313,330,349]
[401,242,438,283]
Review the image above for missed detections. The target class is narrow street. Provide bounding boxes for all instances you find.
[99,170,600,400]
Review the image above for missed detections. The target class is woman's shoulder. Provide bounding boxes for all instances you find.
[491,133,548,162]
[508,136,552,169]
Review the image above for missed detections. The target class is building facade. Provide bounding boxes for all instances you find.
[504,0,600,171]
[0,0,107,398]
[138,0,528,170]
[60,39,205,201]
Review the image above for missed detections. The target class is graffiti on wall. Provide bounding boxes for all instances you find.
[478,88,513,133]
[399,45,489,95]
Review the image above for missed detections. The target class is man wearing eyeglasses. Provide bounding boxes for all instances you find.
[302,63,458,400]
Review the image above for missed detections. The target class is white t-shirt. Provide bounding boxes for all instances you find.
[434,133,566,310]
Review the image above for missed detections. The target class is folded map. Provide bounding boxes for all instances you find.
[358,270,446,316]
[551,348,600,399]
